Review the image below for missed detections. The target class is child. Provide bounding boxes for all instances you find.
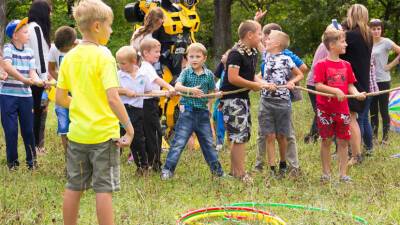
[213,50,230,151]
[56,0,134,224]
[1,18,44,170]
[220,20,271,181]
[140,38,175,172]
[314,28,365,183]
[260,30,303,177]
[48,26,78,152]
[116,45,150,174]
[255,23,308,174]
[161,43,224,180]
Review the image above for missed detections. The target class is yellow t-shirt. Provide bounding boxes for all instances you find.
[57,45,120,144]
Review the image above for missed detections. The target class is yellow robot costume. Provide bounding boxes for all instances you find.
[124,0,200,144]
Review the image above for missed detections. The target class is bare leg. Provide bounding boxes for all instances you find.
[276,134,287,162]
[349,111,362,165]
[61,135,68,152]
[320,138,332,175]
[266,134,276,166]
[96,193,114,225]
[63,189,82,225]
[337,139,349,177]
[230,143,246,177]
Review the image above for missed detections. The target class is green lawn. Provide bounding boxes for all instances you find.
[1,80,400,224]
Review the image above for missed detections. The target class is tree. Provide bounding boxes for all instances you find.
[212,0,233,64]
[0,0,6,48]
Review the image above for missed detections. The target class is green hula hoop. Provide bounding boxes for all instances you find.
[227,202,368,224]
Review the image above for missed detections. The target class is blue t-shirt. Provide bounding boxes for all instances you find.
[177,66,215,110]
[1,43,36,97]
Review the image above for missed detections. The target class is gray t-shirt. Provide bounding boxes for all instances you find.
[372,38,394,82]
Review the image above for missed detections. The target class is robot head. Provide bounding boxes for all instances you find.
[168,0,199,8]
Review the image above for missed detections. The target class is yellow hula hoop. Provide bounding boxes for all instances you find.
[182,211,286,225]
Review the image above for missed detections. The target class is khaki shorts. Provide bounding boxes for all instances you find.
[66,140,120,193]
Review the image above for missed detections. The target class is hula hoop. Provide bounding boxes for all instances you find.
[228,202,368,224]
[176,206,286,225]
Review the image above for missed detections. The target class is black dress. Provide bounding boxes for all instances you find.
[340,27,372,113]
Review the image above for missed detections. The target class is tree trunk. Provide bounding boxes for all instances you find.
[0,0,6,49]
[67,0,74,17]
[213,0,233,65]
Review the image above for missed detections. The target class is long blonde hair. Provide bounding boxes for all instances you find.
[346,4,372,45]
[131,7,164,42]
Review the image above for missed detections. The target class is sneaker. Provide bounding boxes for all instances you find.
[7,160,20,171]
[127,154,134,165]
[216,144,223,151]
[364,149,373,157]
[241,173,253,184]
[320,174,331,183]
[348,155,363,167]
[160,169,173,180]
[36,147,47,156]
[253,165,264,173]
[339,175,352,183]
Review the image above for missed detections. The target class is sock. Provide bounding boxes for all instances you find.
[279,161,287,169]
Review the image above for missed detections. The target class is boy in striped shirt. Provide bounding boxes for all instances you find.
[1,18,43,170]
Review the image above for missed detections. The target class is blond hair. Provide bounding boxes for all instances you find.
[116,46,137,62]
[322,29,345,50]
[139,38,161,56]
[238,20,260,39]
[186,42,207,56]
[270,30,290,50]
[346,4,372,45]
[73,0,113,33]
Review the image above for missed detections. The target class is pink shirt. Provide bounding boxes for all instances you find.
[306,43,329,86]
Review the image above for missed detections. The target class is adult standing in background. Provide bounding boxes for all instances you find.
[26,0,52,155]
[340,4,372,166]
[369,19,400,145]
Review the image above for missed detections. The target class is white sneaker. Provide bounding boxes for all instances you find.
[216,144,223,151]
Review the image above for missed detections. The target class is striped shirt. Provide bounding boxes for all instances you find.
[1,43,36,97]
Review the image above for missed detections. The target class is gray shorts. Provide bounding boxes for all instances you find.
[66,140,120,193]
[258,98,291,137]
[221,98,251,144]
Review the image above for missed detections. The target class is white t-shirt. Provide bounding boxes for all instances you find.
[27,22,49,80]
[372,37,394,82]
[48,44,66,69]
[139,61,160,99]
[131,31,153,52]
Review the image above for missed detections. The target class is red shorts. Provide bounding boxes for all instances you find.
[316,108,351,140]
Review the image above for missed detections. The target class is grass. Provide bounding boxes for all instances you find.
[1,78,400,224]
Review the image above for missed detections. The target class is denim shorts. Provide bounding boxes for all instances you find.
[55,104,70,135]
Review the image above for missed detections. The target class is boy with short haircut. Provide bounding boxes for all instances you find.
[161,42,224,180]
[56,0,134,224]
[220,20,272,181]
[140,38,175,172]
[48,26,78,152]
[255,22,308,174]
[116,45,148,173]
[260,30,303,177]
[314,28,365,183]
[1,18,44,170]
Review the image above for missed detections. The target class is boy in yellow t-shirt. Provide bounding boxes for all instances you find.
[55,0,134,224]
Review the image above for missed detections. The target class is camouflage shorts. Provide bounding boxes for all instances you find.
[221,98,251,144]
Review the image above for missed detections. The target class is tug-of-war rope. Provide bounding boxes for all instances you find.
[176,202,368,224]
[129,85,400,99]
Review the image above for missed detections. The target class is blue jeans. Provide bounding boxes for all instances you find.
[213,99,225,145]
[163,106,223,176]
[357,97,373,150]
[55,104,70,135]
[0,95,35,167]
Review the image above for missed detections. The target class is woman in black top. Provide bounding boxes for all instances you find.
[340,4,372,165]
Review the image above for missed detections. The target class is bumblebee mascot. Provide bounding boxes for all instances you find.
[124,0,200,144]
